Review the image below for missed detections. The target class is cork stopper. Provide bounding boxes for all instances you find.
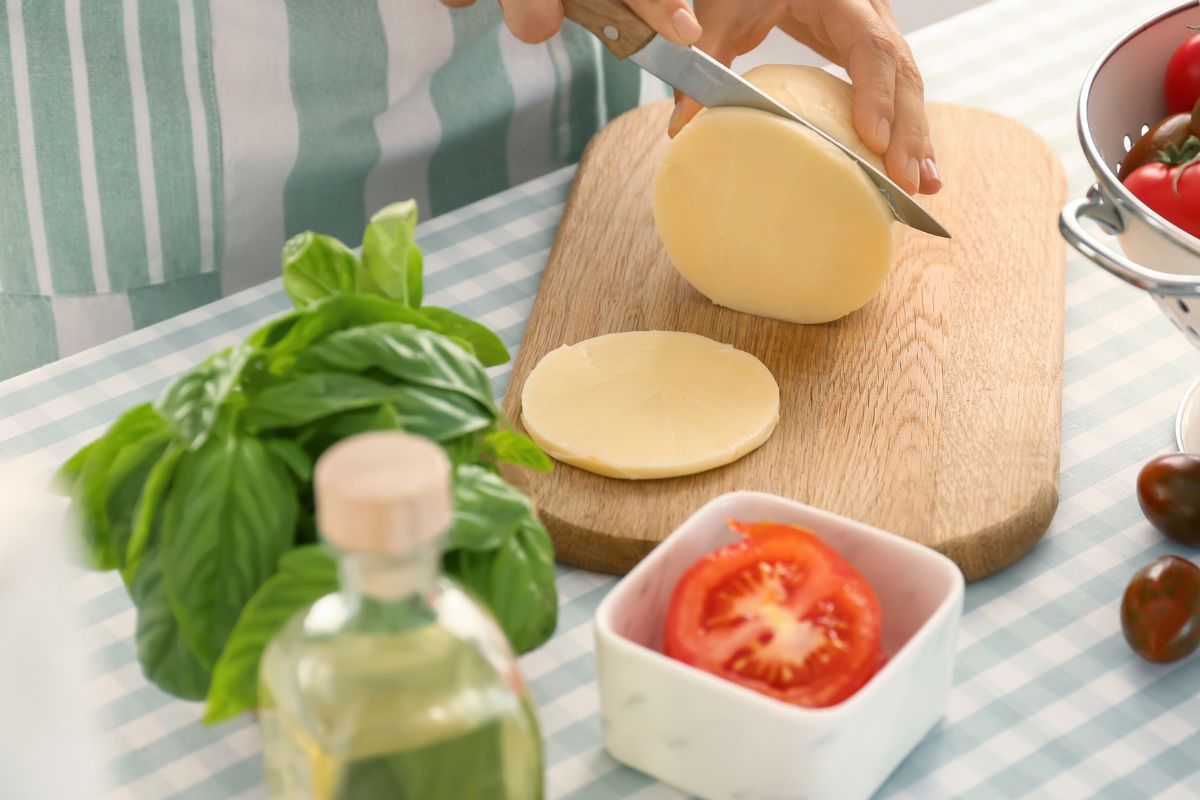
[314,432,452,554]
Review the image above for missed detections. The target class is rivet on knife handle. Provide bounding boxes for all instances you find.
[562,0,654,59]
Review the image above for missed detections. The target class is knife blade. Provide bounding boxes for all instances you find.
[559,0,950,239]
[629,36,949,238]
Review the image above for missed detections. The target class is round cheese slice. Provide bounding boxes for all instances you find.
[519,331,779,479]
[653,65,898,324]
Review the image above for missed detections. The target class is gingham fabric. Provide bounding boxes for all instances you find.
[3,0,1200,796]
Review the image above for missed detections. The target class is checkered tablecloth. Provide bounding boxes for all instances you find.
[4,0,1200,796]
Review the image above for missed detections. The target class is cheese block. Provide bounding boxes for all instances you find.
[653,65,898,324]
[519,331,779,479]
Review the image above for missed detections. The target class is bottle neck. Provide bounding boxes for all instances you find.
[337,539,442,603]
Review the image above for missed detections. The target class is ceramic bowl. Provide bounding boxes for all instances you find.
[594,491,964,800]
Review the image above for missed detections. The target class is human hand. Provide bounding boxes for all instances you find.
[672,0,941,195]
[438,0,703,48]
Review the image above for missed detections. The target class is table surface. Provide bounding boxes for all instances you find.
[4,0,1200,797]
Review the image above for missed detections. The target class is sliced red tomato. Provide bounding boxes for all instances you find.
[664,521,883,708]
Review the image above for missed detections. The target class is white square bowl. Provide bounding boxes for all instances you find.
[594,491,965,800]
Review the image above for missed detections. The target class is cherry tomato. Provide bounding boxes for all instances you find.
[664,521,883,708]
[1138,454,1200,546]
[1121,556,1200,663]
[1166,33,1200,115]
[1118,111,1193,180]
[1123,161,1200,239]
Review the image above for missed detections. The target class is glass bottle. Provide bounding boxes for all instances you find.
[259,432,544,799]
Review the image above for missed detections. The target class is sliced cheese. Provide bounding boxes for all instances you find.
[520,331,779,479]
[653,65,897,325]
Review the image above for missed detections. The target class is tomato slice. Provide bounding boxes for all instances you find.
[664,521,883,708]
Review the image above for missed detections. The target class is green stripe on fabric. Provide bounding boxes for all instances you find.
[139,0,202,283]
[191,0,223,274]
[559,25,600,164]
[81,0,149,291]
[282,0,388,244]
[126,271,220,329]
[23,0,93,294]
[601,51,641,123]
[427,7,515,216]
[0,294,58,381]
[0,1,38,294]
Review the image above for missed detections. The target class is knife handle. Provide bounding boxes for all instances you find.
[562,0,655,59]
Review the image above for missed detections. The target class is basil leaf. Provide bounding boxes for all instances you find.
[281,232,359,308]
[295,403,403,455]
[243,373,493,442]
[361,200,422,306]
[447,465,533,552]
[54,439,99,495]
[266,295,441,364]
[126,444,185,570]
[265,439,313,483]
[161,436,298,666]
[126,541,211,701]
[444,516,558,654]
[75,404,170,570]
[485,429,553,472]
[299,323,497,412]
[156,347,252,447]
[107,435,173,568]
[417,307,510,367]
[204,546,337,723]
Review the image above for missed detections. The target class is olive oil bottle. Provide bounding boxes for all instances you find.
[259,432,544,799]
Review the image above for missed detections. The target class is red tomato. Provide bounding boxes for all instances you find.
[1166,33,1200,115]
[664,522,883,708]
[1121,556,1200,664]
[1124,162,1200,239]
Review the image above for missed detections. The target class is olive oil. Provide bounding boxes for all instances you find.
[259,433,544,799]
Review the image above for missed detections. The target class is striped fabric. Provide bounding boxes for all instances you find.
[0,0,649,380]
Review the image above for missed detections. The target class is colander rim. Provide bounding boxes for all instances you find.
[1077,0,1200,261]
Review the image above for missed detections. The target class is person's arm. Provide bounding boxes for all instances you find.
[440,0,940,195]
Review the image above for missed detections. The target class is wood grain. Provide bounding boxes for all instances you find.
[503,100,1067,582]
[562,0,655,59]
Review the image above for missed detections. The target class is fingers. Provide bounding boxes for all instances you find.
[668,0,786,136]
[624,0,703,46]
[801,0,940,194]
[887,50,941,194]
[499,0,565,43]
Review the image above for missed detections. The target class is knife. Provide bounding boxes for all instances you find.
[561,0,951,239]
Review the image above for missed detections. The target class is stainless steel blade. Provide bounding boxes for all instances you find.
[630,36,950,239]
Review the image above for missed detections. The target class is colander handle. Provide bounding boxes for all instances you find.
[1060,196,1200,296]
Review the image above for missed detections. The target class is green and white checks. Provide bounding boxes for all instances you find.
[4,0,1200,796]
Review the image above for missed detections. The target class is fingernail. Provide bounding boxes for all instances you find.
[672,7,702,44]
[875,117,891,149]
[668,101,686,136]
[922,157,942,191]
[905,157,920,192]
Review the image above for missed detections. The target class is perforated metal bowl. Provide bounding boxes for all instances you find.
[1059,1,1200,450]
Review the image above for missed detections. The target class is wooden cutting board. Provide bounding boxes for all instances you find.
[503,100,1066,582]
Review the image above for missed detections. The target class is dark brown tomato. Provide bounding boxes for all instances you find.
[1121,556,1200,663]
[1119,113,1194,179]
[1137,454,1200,546]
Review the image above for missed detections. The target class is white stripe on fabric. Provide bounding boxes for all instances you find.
[64,0,109,294]
[178,0,214,275]
[498,30,558,186]
[210,0,298,295]
[50,293,134,359]
[364,0,453,219]
[544,35,572,160]
[122,0,164,285]
[7,0,53,295]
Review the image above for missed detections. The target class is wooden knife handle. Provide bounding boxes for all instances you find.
[562,0,655,59]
